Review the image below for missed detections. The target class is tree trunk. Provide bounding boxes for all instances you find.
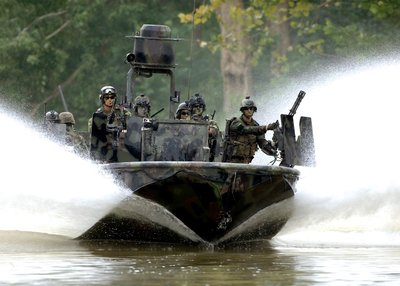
[216,0,252,114]
[270,0,291,77]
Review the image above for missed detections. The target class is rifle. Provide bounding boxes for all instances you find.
[211,110,216,120]
[106,112,122,147]
[141,108,164,131]
[151,108,165,118]
[221,117,236,162]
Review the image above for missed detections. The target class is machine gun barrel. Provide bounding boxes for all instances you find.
[151,108,165,118]
[288,90,306,116]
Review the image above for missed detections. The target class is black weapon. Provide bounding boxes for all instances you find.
[151,108,165,118]
[273,90,307,153]
[221,117,236,162]
[288,90,305,116]
[143,118,159,131]
[211,110,216,120]
[272,90,315,167]
[106,111,123,149]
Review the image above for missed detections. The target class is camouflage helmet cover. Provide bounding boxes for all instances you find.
[59,111,75,125]
[45,110,60,122]
[134,94,151,107]
[188,93,206,111]
[240,96,257,112]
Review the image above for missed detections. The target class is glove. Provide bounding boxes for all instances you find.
[262,140,277,156]
[267,120,279,130]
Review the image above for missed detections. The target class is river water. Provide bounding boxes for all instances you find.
[2,57,400,285]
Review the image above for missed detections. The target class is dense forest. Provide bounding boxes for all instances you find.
[1,0,399,130]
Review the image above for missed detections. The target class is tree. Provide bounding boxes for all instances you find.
[0,0,199,129]
[179,0,400,110]
[216,0,252,112]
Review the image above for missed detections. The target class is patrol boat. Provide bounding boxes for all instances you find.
[79,24,315,245]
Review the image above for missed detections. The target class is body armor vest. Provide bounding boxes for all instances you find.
[229,117,259,161]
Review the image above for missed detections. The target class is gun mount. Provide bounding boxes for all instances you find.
[273,90,316,167]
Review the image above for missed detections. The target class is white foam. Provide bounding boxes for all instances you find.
[0,110,131,238]
[255,56,400,246]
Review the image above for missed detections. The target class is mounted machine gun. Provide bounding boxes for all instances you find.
[272,90,315,167]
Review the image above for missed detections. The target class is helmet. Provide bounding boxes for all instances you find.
[59,112,75,125]
[240,96,257,112]
[45,110,59,122]
[134,94,151,107]
[99,85,117,102]
[175,101,190,118]
[188,93,206,111]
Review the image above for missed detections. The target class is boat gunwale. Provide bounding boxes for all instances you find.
[103,161,300,176]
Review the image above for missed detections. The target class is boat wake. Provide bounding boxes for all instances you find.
[0,111,130,238]
[110,195,206,243]
[256,55,400,247]
[0,110,210,243]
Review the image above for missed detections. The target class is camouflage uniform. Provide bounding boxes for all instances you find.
[223,96,277,164]
[124,94,152,160]
[65,127,89,156]
[91,106,131,162]
[59,112,89,156]
[188,93,220,161]
[90,86,132,162]
[227,115,271,163]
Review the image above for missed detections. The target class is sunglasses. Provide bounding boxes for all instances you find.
[242,107,255,111]
[181,111,190,116]
[104,95,116,100]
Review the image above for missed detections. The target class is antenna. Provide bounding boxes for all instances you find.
[58,85,69,112]
[186,0,197,100]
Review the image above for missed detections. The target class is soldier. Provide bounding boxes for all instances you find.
[42,110,66,140]
[188,93,206,121]
[90,85,131,162]
[133,94,151,118]
[122,94,152,160]
[45,110,60,123]
[59,111,89,156]
[175,101,191,120]
[188,93,220,161]
[222,96,278,164]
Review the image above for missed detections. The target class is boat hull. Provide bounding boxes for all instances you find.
[79,162,299,244]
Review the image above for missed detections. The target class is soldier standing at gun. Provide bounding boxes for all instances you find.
[90,85,131,162]
[222,96,278,164]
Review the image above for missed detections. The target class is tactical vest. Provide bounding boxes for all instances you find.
[230,132,258,159]
[223,117,258,162]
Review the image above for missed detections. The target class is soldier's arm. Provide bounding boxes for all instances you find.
[257,134,277,156]
[230,120,266,135]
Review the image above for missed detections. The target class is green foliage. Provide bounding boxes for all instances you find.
[0,0,201,129]
[1,0,399,129]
